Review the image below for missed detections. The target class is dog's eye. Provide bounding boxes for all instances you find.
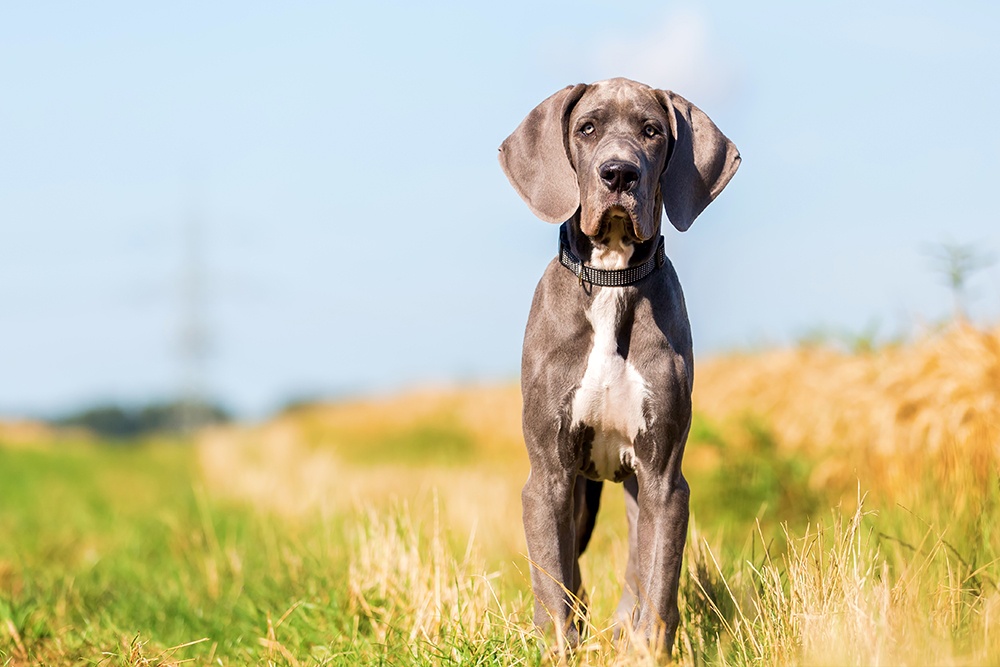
[643,124,659,138]
[580,122,595,136]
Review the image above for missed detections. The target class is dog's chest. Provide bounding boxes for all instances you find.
[570,288,649,482]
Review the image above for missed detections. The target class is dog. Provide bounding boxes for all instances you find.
[498,78,740,653]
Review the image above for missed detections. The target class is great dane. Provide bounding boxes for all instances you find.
[498,78,740,653]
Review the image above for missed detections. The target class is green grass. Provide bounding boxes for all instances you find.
[0,437,542,665]
[2,410,998,666]
[0,442,350,665]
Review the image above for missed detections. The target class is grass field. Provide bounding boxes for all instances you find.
[2,323,1000,665]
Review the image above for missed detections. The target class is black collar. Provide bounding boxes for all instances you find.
[559,232,666,287]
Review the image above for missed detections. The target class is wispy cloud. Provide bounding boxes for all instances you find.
[590,7,739,106]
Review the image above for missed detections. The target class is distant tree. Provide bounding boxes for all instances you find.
[56,406,138,438]
[925,241,995,321]
[53,399,230,440]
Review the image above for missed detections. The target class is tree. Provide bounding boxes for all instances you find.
[925,241,995,321]
[53,399,231,440]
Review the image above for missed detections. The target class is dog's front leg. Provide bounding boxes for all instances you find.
[522,462,581,647]
[634,467,690,654]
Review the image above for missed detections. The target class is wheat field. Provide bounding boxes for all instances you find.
[2,323,999,665]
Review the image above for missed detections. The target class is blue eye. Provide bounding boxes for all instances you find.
[580,122,595,136]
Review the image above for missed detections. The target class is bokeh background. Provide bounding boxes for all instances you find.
[3,0,999,419]
[4,4,1000,665]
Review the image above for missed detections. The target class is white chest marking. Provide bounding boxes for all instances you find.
[570,287,649,481]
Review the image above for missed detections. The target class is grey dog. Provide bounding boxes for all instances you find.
[498,78,740,653]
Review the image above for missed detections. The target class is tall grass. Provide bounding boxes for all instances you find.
[696,322,1000,502]
[690,323,1000,664]
[3,324,999,664]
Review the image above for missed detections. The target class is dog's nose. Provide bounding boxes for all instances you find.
[599,161,640,194]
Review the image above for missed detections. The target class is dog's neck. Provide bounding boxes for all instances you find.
[563,219,662,271]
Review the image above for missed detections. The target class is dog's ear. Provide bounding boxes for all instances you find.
[498,84,588,224]
[656,90,741,232]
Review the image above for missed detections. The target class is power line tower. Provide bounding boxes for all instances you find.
[176,209,211,434]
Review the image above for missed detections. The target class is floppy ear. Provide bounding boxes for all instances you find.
[656,90,741,232]
[498,84,588,224]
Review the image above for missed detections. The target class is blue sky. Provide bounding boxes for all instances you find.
[2,1,998,417]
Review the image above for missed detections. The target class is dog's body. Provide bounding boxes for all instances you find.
[499,78,739,653]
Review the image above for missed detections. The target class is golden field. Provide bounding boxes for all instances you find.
[2,322,998,665]
[192,322,1000,665]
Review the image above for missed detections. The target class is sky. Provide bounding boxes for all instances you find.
[2,1,999,418]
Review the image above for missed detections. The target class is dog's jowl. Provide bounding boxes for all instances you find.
[498,78,740,654]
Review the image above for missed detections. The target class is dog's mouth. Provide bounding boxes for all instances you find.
[595,205,640,244]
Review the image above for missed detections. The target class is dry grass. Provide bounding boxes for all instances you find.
[695,321,1000,499]
[191,324,1000,665]
[287,383,523,461]
[197,385,528,555]
[693,496,1000,666]
[336,497,1000,666]
[0,420,62,448]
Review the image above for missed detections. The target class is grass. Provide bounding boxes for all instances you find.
[2,323,1000,665]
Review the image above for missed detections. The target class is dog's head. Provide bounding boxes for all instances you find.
[499,78,740,245]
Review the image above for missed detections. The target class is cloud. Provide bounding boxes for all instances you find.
[590,7,738,106]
